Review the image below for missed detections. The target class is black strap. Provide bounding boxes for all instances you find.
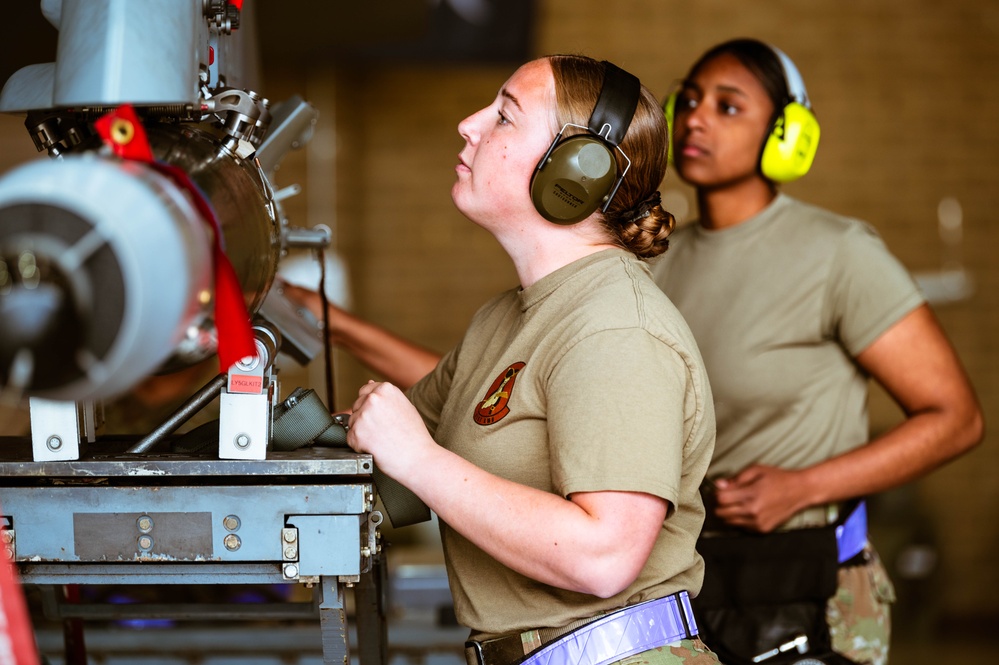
[588,61,640,147]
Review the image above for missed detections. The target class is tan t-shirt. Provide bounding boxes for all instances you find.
[651,194,924,478]
[407,249,715,638]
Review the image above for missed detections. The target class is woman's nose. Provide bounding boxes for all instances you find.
[458,115,473,142]
[683,100,710,130]
[683,103,707,131]
[458,108,486,143]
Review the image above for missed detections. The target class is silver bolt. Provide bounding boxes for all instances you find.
[4,547,13,560]
[234,433,250,449]
[223,534,241,551]
[223,515,240,531]
[235,354,259,371]
[137,516,153,532]
[1,531,13,545]
[137,535,153,550]
[46,435,63,451]
[283,545,297,559]
[282,529,297,543]
[283,563,299,579]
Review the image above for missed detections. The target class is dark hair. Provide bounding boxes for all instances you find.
[547,55,675,259]
[686,38,791,118]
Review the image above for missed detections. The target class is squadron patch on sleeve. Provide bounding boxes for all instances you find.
[473,362,526,425]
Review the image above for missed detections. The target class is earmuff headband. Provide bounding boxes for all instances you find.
[767,44,811,109]
[589,62,641,147]
[590,62,640,212]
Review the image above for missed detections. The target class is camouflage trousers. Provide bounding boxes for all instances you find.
[610,638,724,664]
[828,544,895,665]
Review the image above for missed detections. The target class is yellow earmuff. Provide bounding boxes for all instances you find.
[662,90,676,164]
[760,100,820,183]
[760,45,820,182]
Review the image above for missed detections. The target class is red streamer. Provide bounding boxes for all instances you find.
[94,105,256,371]
[0,519,40,664]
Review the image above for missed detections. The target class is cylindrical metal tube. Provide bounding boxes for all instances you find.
[0,124,281,401]
[126,373,227,454]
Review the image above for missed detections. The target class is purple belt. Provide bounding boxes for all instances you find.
[466,592,698,665]
[837,500,868,563]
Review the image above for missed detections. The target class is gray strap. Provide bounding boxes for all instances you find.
[276,388,430,527]
[272,387,345,450]
[372,465,431,527]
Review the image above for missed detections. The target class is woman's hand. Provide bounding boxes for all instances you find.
[278,281,328,320]
[712,465,807,533]
[347,381,437,478]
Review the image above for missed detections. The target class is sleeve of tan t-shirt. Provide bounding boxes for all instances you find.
[545,327,689,513]
[824,222,926,357]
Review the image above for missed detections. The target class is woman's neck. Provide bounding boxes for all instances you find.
[696,177,777,230]
[494,220,618,289]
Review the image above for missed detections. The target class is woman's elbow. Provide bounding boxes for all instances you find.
[579,574,635,600]
[959,403,985,454]
[572,553,647,599]
[941,395,986,460]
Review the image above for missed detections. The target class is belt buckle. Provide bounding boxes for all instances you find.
[465,640,485,665]
[465,634,525,665]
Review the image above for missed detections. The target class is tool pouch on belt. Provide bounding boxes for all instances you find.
[693,511,861,665]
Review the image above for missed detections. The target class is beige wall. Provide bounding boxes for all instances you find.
[0,0,995,634]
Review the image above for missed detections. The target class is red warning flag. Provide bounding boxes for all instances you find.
[0,519,40,664]
[94,105,256,371]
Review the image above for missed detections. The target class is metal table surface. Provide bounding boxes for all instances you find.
[0,438,386,665]
[0,438,374,478]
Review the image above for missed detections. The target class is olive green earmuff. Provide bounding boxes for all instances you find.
[530,62,641,225]
[663,44,820,183]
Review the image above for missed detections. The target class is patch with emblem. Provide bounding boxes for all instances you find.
[473,362,526,425]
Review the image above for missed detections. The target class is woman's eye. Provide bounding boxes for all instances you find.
[497,111,510,125]
[676,96,697,111]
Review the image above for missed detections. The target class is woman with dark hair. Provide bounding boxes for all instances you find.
[313,54,722,665]
[655,38,983,665]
